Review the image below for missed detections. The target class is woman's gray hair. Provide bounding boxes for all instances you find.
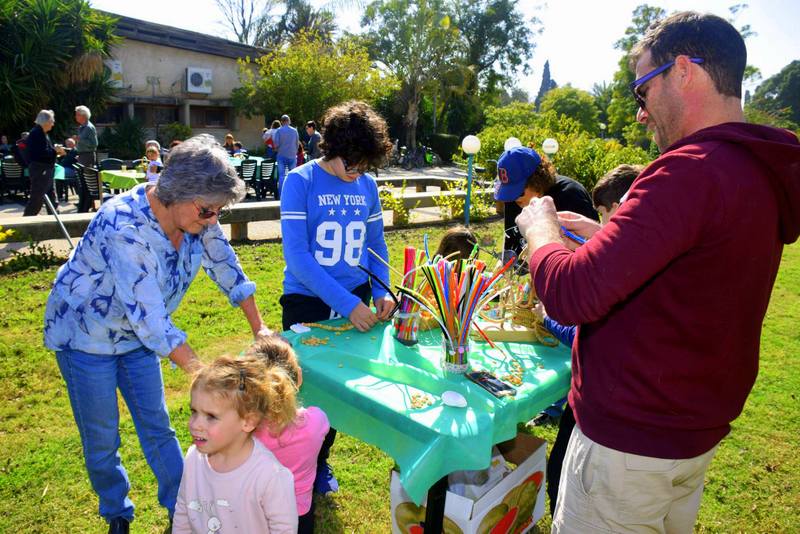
[154,134,245,207]
[35,109,55,126]
[74,105,91,119]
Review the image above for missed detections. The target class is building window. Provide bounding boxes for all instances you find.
[94,104,125,125]
[190,107,230,128]
[133,105,180,127]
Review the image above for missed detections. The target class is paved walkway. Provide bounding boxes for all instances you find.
[0,165,482,260]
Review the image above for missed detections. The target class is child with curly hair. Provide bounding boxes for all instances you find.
[248,337,330,533]
[173,356,297,533]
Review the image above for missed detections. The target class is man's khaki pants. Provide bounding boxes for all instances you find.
[552,425,718,534]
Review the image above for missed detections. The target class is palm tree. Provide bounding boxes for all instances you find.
[0,0,118,139]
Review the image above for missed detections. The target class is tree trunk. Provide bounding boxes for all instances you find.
[403,84,420,153]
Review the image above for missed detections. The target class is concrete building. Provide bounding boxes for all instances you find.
[95,12,265,150]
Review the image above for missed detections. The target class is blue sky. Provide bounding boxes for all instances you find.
[92,0,799,95]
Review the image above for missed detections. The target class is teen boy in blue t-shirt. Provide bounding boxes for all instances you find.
[279,100,395,496]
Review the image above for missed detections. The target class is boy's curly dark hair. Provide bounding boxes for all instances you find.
[319,100,393,169]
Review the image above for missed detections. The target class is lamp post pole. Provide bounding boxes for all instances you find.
[465,153,474,226]
[461,135,481,226]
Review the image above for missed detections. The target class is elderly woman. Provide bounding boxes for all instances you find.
[43,135,276,534]
[23,109,62,216]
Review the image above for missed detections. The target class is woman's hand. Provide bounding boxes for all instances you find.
[169,343,203,374]
[375,295,397,321]
[349,302,379,332]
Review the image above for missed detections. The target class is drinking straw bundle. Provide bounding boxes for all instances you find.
[393,246,428,344]
[397,254,514,367]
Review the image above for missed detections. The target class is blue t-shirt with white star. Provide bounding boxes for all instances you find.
[280,161,389,318]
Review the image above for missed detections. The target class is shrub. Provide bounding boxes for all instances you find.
[98,118,146,160]
[427,133,460,162]
[432,179,494,222]
[158,122,192,146]
[474,107,653,190]
[379,183,419,227]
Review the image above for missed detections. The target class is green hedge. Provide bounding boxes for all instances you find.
[427,133,460,162]
[474,107,653,190]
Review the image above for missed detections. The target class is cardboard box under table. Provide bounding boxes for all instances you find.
[391,433,547,534]
[285,320,570,532]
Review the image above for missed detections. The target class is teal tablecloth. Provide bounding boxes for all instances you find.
[286,320,571,504]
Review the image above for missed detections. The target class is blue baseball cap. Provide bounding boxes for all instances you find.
[494,146,542,202]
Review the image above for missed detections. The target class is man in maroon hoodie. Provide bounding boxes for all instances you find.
[516,12,800,533]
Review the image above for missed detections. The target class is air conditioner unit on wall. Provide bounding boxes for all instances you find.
[186,67,213,94]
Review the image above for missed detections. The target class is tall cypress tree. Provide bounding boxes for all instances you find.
[534,60,557,110]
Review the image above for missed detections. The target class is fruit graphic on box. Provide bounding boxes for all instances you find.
[395,502,464,534]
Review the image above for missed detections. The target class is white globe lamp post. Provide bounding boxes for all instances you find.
[461,135,481,226]
[504,137,522,151]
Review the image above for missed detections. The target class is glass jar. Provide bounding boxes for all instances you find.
[393,311,421,346]
[442,337,470,375]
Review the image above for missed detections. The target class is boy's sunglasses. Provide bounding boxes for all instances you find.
[629,56,704,111]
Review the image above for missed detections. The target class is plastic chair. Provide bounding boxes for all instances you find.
[238,159,258,198]
[0,155,28,202]
[259,158,278,200]
[99,158,124,171]
[76,164,112,212]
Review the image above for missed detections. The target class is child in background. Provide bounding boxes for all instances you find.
[533,163,641,517]
[144,146,163,183]
[248,337,330,534]
[173,357,298,534]
[233,142,247,156]
[435,225,478,260]
[280,100,395,496]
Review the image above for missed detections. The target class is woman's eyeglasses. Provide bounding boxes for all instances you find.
[194,202,230,220]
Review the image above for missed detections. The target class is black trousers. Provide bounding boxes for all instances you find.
[280,281,372,499]
[76,151,96,168]
[23,161,56,216]
[298,500,315,534]
[547,402,576,516]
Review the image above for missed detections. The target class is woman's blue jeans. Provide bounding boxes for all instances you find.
[56,347,183,523]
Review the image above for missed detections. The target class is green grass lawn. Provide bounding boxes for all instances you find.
[0,221,797,533]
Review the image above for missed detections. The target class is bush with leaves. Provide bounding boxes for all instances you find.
[98,118,147,160]
[427,134,460,162]
[158,122,193,146]
[233,30,398,125]
[0,0,118,141]
[0,228,65,275]
[432,180,494,222]
[378,183,418,227]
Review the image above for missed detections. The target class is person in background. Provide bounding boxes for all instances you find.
[263,120,280,159]
[74,105,97,168]
[435,225,478,260]
[518,12,800,532]
[23,110,62,216]
[44,134,280,534]
[12,131,29,167]
[249,336,330,534]
[144,146,163,183]
[296,140,305,167]
[305,121,322,160]
[233,141,247,156]
[56,137,79,201]
[498,147,597,257]
[223,133,236,155]
[0,134,11,156]
[273,114,299,194]
[173,356,298,534]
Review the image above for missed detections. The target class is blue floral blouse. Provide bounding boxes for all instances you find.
[44,184,256,357]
